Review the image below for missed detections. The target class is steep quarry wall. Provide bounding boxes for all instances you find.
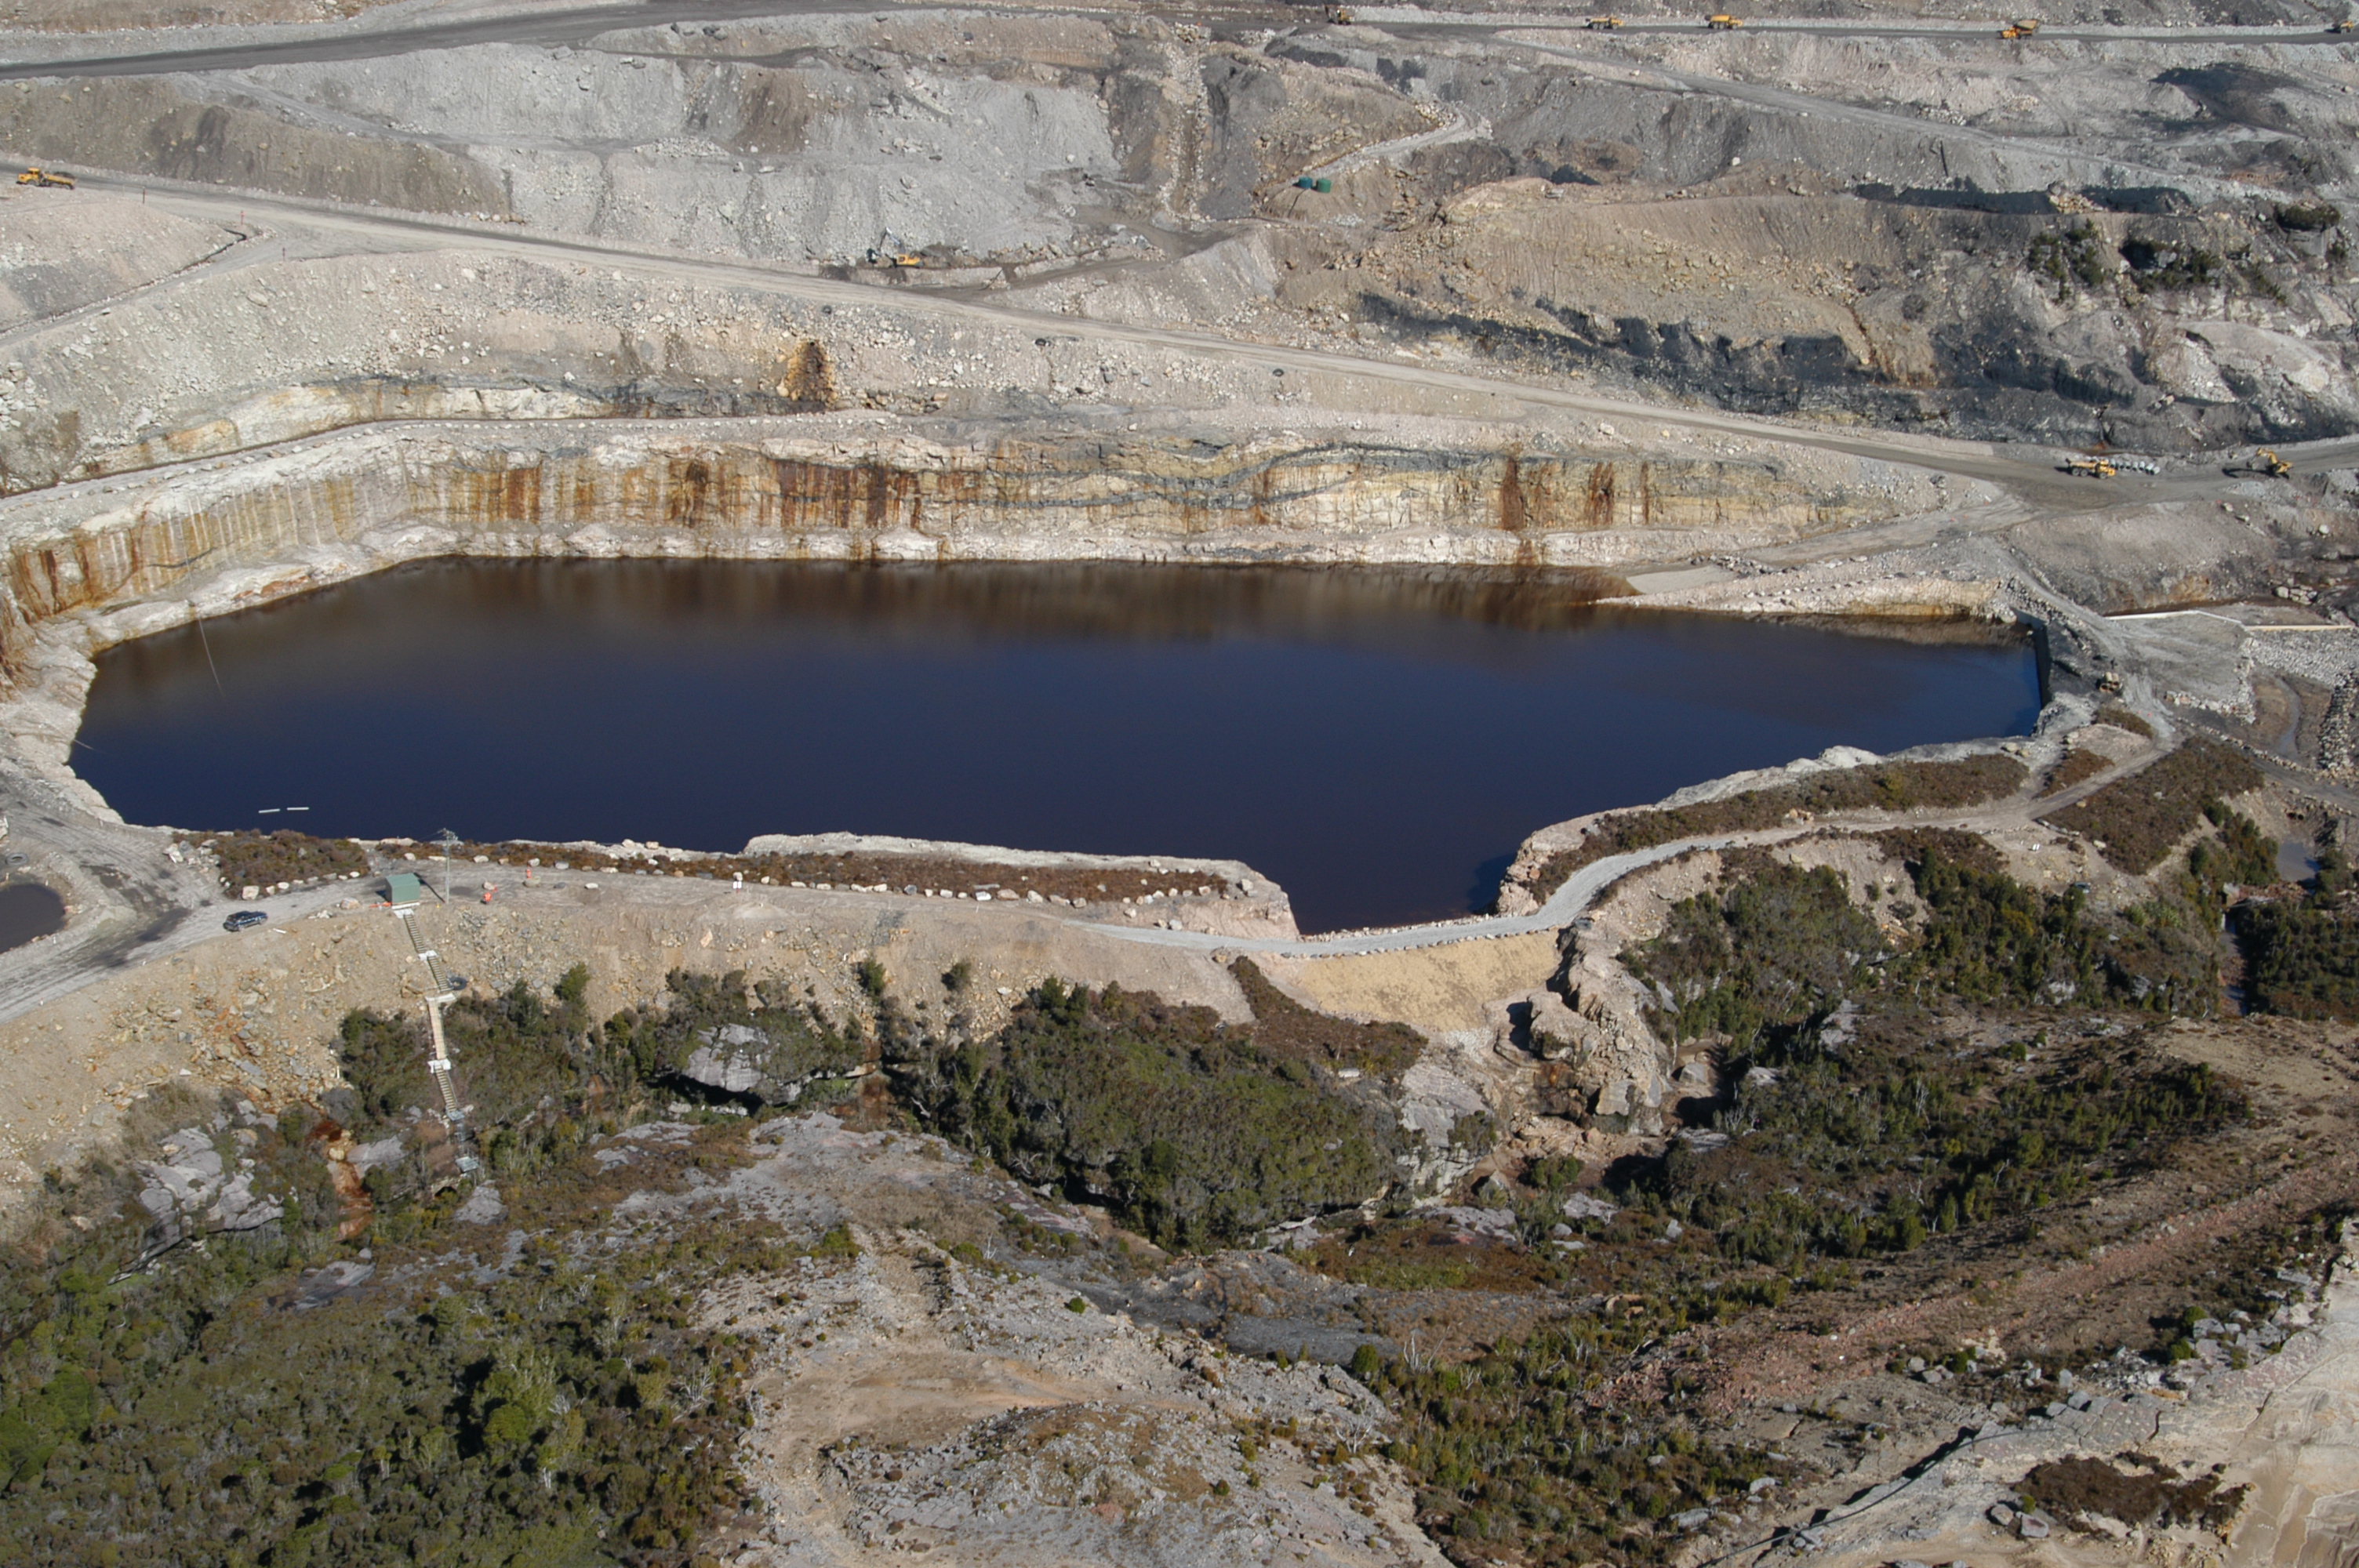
[0,412,1946,667]
[0,411,1966,804]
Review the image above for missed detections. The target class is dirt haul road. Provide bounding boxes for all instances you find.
[28,168,2303,512]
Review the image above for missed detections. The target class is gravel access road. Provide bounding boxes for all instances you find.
[64,170,2227,510]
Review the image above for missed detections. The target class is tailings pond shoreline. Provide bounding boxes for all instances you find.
[76,561,2041,933]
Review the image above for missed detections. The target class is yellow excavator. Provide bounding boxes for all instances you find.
[2000,17,2041,38]
[14,167,73,188]
[1707,13,1745,28]
[2256,449,2293,477]
[1586,14,1626,28]
[2063,456,2119,478]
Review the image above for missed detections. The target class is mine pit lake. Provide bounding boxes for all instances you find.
[79,561,2041,933]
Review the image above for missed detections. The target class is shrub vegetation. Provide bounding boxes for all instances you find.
[2045,739,2262,873]
[0,958,812,1567]
[188,831,370,894]
[890,975,1407,1250]
[1616,841,2243,1266]
[1522,755,2026,902]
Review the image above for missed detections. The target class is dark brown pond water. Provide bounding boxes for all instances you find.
[77,561,2040,932]
[0,883,65,953]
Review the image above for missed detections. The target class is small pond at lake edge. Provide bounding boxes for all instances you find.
[0,883,65,953]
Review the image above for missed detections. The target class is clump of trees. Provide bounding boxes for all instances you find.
[890,975,1405,1250]
[1617,841,2244,1267]
[0,960,947,1566]
[2234,837,2359,1019]
[1647,1035,2236,1267]
[1627,858,1881,1054]
[1357,1298,1794,1567]
[0,960,805,1566]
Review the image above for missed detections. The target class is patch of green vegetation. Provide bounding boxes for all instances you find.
[2115,234,2223,292]
[1627,858,1882,1054]
[892,977,1401,1250]
[1358,1301,1796,1567]
[0,980,794,1568]
[597,968,864,1108]
[187,831,370,895]
[2187,801,2277,896]
[1629,837,2212,1052]
[2241,900,2359,1018]
[2030,222,2114,294]
[1523,753,2026,903]
[1899,851,2111,1007]
[2274,200,2342,233]
[1620,845,2240,1265]
[2045,739,2263,874]
[1645,1030,2237,1266]
[2230,827,2359,1023]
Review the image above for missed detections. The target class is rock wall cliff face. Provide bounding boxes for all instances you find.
[0,419,1926,677]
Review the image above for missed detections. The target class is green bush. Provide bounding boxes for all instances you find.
[2240,895,2359,1018]
[892,977,1402,1249]
[1627,858,1882,1052]
[2029,223,2113,293]
[1358,1307,1794,1567]
[1647,1035,2236,1268]
[2276,201,2343,232]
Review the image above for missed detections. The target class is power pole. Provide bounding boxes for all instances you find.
[436,828,462,904]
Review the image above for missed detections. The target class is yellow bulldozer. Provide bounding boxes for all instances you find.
[1586,14,1625,28]
[1706,13,1744,28]
[15,167,74,188]
[1326,4,1356,20]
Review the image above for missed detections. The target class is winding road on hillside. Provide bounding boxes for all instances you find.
[40,168,2347,514]
[1091,729,2158,957]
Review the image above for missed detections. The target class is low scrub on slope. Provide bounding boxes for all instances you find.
[1619,844,2241,1264]
[1521,754,2026,903]
[186,829,370,894]
[0,971,787,1568]
[892,974,1408,1250]
[2044,738,2262,873]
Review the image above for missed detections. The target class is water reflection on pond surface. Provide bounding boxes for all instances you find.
[78,561,2041,933]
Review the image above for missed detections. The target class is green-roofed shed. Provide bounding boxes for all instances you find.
[385,872,425,908]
